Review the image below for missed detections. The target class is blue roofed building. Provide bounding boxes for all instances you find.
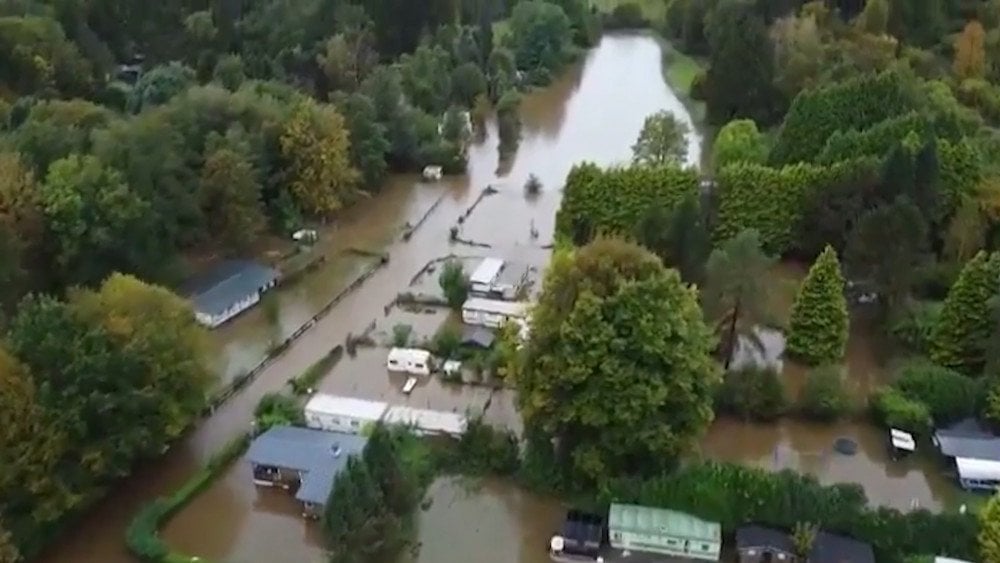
[182,260,280,328]
[246,425,368,518]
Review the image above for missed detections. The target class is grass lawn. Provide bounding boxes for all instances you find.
[660,42,704,95]
[591,0,668,24]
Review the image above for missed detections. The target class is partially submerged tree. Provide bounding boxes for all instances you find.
[512,238,718,482]
[631,110,690,165]
[702,229,777,368]
[438,260,468,309]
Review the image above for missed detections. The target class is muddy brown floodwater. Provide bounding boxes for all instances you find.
[37,33,700,563]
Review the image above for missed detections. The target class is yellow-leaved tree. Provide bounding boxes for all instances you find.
[954,20,987,80]
[280,101,359,216]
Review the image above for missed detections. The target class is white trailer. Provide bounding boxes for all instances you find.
[303,394,388,434]
[386,347,433,375]
[461,297,529,329]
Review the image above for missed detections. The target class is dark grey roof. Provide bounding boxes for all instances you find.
[811,531,875,563]
[735,525,795,554]
[935,418,1000,461]
[183,260,279,316]
[246,426,367,506]
[461,325,496,348]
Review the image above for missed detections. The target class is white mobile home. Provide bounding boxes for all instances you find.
[383,406,467,436]
[386,348,433,375]
[462,297,529,329]
[469,258,505,294]
[303,394,388,434]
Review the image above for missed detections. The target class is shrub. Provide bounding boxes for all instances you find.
[431,325,462,359]
[438,260,468,309]
[770,70,914,165]
[871,387,933,435]
[254,392,303,432]
[524,173,542,196]
[555,162,698,242]
[890,301,942,353]
[445,416,520,475]
[892,361,979,424]
[715,366,788,421]
[391,323,413,347]
[604,462,979,562]
[799,365,851,421]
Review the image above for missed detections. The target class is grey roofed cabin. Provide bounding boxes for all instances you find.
[246,425,368,517]
[182,259,280,328]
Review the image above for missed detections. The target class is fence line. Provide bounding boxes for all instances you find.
[401,193,446,241]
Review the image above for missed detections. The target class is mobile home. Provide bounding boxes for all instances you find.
[184,260,280,328]
[608,503,721,561]
[469,257,504,294]
[303,394,388,434]
[386,348,432,375]
[461,297,529,329]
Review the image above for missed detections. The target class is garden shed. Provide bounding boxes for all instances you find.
[607,503,721,561]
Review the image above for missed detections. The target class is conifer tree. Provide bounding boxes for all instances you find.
[931,251,1000,374]
[786,246,849,366]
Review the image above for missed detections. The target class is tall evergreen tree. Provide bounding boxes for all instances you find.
[931,251,1000,374]
[786,246,849,366]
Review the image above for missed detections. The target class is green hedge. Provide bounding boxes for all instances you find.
[770,71,915,165]
[714,158,877,253]
[126,434,250,563]
[818,112,930,164]
[554,162,698,242]
[603,462,978,563]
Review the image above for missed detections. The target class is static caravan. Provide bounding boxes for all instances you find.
[469,258,505,294]
[383,406,467,437]
[303,394,388,434]
[386,347,433,375]
[461,297,529,329]
[955,457,1000,491]
[608,503,721,561]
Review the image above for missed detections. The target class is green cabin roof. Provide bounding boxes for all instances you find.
[608,503,721,543]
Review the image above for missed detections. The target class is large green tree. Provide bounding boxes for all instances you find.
[513,238,719,482]
[931,251,1000,374]
[631,110,690,166]
[702,229,777,368]
[506,0,573,80]
[786,246,849,366]
[704,0,779,125]
[199,145,266,252]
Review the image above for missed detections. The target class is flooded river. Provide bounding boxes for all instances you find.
[38,33,700,563]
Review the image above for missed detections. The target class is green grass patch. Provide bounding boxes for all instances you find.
[661,43,704,95]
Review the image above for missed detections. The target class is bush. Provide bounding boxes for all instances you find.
[714,158,878,253]
[871,387,933,435]
[391,323,413,347]
[446,416,520,475]
[604,462,979,563]
[438,260,468,309]
[892,361,979,424]
[715,366,788,421]
[799,365,851,421]
[431,325,462,359]
[890,301,943,353]
[254,392,303,432]
[555,162,698,242]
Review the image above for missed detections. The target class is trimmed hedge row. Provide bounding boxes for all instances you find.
[714,158,878,253]
[603,462,978,563]
[555,162,698,241]
[771,70,915,165]
[125,434,250,563]
[818,112,929,164]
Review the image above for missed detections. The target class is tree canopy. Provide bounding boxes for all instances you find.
[786,246,849,366]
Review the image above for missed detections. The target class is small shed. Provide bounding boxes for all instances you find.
[303,394,388,434]
[461,297,529,329]
[735,525,797,563]
[386,348,432,375]
[607,503,721,561]
[183,260,280,328]
[469,257,505,294]
[383,406,466,436]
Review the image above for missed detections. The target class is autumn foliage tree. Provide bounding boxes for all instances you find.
[786,246,849,366]
[954,20,987,80]
[512,238,719,483]
[280,101,360,216]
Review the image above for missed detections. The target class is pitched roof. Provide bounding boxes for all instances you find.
[183,260,279,316]
[935,418,1000,461]
[735,525,795,554]
[811,531,875,563]
[607,503,720,543]
[246,426,368,506]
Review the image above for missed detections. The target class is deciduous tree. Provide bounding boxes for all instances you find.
[513,238,719,482]
[506,1,573,80]
[199,146,265,251]
[280,102,360,216]
[631,110,690,165]
[954,20,987,80]
[931,250,1000,374]
[703,229,777,368]
[438,260,468,309]
[127,63,195,113]
[334,92,390,190]
[786,246,849,366]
